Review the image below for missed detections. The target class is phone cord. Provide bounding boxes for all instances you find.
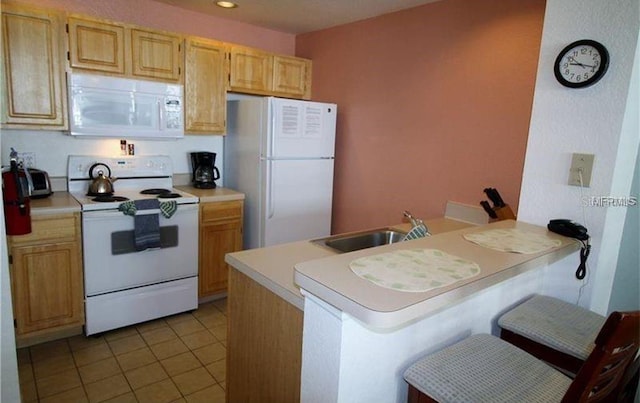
[576,243,590,280]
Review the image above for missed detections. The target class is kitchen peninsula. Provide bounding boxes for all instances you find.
[225,218,579,402]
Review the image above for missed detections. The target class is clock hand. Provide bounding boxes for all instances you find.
[569,62,596,69]
[567,56,596,69]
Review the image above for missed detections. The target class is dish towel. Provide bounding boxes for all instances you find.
[402,223,430,241]
[132,199,161,251]
[118,200,178,219]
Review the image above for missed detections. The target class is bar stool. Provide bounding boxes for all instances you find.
[498,294,639,401]
[403,310,639,402]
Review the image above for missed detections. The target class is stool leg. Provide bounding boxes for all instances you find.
[408,385,438,403]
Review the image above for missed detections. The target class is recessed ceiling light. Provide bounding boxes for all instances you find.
[216,1,238,8]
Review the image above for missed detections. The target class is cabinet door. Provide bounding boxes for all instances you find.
[1,6,66,128]
[67,17,125,74]
[199,201,243,297]
[229,46,273,94]
[185,38,226,133]
[131,28,182,81]
[11,242,84,335]
[273,55,311,99]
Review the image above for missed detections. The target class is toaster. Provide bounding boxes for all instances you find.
[20,168,53,199]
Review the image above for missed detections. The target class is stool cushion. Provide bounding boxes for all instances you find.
[404,334,572,402]
[498,295,606,360]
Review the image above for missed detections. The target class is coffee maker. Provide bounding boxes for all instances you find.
[190,152,220,189]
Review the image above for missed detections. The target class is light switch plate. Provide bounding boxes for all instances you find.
[568,153,594,187]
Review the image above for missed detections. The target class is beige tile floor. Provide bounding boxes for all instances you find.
[17,299,228,403]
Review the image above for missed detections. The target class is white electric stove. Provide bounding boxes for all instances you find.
[67,155,199,335]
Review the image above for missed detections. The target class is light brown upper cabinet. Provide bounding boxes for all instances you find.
[67,16,182,82]
[229,45,312,99]
[67,17,125,74]
[184,37,227,133]
[229,45,273,94]
[273,55,312,99]
[131,28,181,81]
[1,5,67,128]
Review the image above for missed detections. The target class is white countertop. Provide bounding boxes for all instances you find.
[174,186,244,203]
[29,192,81,215]
[224,218,475,311]
[294,220,579,329]
[29,187,244,215]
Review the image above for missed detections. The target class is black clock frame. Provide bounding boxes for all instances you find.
[554,39,609,88]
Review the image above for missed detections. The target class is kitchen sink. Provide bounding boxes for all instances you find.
[311,228,407,253]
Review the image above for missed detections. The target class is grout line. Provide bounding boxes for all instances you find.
[24,299,227,402]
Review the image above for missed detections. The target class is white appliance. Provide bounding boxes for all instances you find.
[68,73,184,139]
[225,97,337,249]
[68,155,198,335]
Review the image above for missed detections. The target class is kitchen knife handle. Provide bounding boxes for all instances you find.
[492,188,506,207]
[483,187,505,208]
[480,200,498,218]
[483,188,496,205]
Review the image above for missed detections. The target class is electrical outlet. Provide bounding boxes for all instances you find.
[18,152,36,168]
[568,153,594,187]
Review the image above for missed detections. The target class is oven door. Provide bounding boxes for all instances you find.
[82,204,198,296]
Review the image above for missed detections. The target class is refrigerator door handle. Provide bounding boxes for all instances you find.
[267,159,275,219]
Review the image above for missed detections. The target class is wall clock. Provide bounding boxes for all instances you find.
[554,39,609,88]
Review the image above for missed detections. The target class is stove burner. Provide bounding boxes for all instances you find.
[140,188,171,195]
[157,193,181,199]
[93,195,129,202]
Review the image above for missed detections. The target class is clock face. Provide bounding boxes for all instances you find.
[554,40,609,88]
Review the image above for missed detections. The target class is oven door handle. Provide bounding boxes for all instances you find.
[83,203,199,219]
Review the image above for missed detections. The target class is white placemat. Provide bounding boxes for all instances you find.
[463,228,562,254]
[349,249,480,293]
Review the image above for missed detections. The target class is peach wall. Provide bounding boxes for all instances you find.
[8,0,295,54]
[297,0,546,234]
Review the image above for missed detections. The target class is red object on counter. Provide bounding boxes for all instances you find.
[2,162,32,235]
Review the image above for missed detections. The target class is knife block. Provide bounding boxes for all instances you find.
[491,205,516,222]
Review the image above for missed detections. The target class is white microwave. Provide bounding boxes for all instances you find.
[68,73,184,139]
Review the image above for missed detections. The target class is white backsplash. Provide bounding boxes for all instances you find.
[1,129,225,187]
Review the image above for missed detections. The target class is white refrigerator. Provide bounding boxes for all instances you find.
[224,96,337,250]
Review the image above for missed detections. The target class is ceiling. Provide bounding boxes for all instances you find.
[150,0,440,34]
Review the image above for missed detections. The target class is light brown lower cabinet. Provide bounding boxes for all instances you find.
[227,268,303,402]
[198,200,243,298]
[8,213,84,346]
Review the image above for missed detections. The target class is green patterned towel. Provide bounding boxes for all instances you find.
[402,224,430,241]
[159,201,177,218]
[118,201,136,216]
[350,248,480,292]
[118,200,178,218]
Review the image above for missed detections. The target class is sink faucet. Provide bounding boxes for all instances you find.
[403,211,430,238]
[403,210,422,226]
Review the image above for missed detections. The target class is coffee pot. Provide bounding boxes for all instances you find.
[190,152,220,189]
